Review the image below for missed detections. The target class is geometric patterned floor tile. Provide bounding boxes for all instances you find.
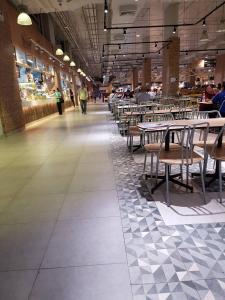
[132,281,200,300]
[110,121,225,299]
[194,279,225,300]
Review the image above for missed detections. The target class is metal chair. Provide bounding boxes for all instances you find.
[205,124,225,203]
[143,113,176,180]
[157,122,209,206]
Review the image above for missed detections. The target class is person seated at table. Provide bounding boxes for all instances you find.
[212,81,225,116]
[205,84,216,100]
[136,86,151,104]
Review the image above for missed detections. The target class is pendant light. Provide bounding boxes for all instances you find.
[63,55,70,61]
[17,5,32,26]
[200,29,209,42]
[70,61,76,67]
[56,48,64,56]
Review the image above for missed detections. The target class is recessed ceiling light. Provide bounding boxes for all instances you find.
[136,34,140,37]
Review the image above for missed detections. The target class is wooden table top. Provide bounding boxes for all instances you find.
[138,117,225,131]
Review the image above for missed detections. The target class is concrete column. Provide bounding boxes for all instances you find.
[132,68,138,90]
[162,37,180,96]
[0,0,25,134]
[215,54,225,85]
[142,58,151,87]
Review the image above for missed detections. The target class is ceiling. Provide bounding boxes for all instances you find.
[11,0,225,83]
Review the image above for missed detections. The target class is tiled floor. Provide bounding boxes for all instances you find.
[0,104,225,299]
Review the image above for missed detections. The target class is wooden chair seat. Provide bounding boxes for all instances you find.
[128,126,141,136]
[205,144,225,161]
[144,143,181,152]
[159,148,203,165]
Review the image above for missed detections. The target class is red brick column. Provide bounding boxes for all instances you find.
[162,37,180,96]
[142,58,151,87]
[132,68,138,90]
[0,0,25,134]
[215,54,225,85]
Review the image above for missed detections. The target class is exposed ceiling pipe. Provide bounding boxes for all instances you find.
[103,40,171,47]
[51,11,89,71]
[103,47,225,57]
[104,1,225,31]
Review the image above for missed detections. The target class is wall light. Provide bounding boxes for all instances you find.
[17,10,32,26]
[55,48,64,56]
[63,55,70,61]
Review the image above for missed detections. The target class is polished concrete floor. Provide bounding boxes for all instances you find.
[0,104,225,300]
[0,105,131,300]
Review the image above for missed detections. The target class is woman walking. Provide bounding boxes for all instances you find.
[78,84,88,114]
[54,88,63,115]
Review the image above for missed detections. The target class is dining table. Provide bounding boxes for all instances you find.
[124,108,193,122]
[138,117,225,193]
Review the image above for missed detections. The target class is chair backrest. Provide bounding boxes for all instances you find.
[209,124,225,159]
[159,122,209,165]
[194,110,221,119]
[144,112,174,123]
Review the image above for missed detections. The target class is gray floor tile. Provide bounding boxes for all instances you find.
[0,194,65,224]
[0,270,37,300]
[30,264,132,300]
[59,190,120,219]
[42,217,126,267]
[0,222,54,270]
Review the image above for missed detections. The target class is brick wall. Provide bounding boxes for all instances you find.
[0,0,25,134]
[0,0,77,133]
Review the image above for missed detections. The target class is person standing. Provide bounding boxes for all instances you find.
[78,84,88,114]
[69,89,75,107]
[54,88,63,115]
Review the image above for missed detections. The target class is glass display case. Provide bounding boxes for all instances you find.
[15,48,57,107]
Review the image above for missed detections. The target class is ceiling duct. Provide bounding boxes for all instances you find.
[113,33,125,41]
[119,4,137,17]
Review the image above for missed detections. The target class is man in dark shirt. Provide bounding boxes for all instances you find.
[212,82,225,117]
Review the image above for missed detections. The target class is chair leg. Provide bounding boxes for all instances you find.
[143,152,147,174]
[218,160,223,204]
[150,153,154,178]
[155,154,159,184]
[165,164,170,206]
[199,161,206,204]
[131,136,133,153]
[203,153,208,178]
[180,165,183,183]
[186,165,189,191]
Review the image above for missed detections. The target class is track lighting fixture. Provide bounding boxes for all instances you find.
[186,51,188,55]
[155,42,157,47]
[158,50,161,55]
[119,44,121,50]
[202,19,206,27]
[173,26,176,34]
[123,28,127,35]
[104,0,108,14]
